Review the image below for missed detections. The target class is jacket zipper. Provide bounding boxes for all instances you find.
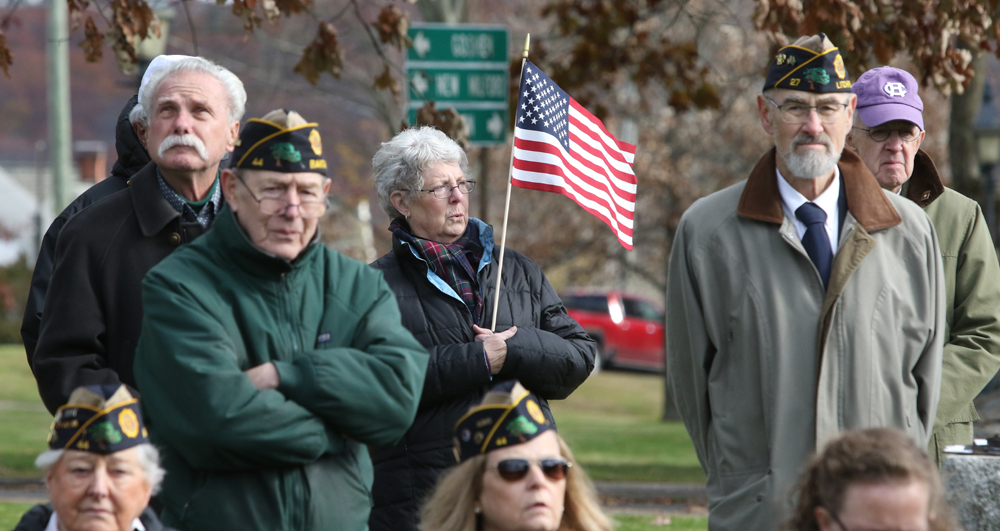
[279,271,306,530]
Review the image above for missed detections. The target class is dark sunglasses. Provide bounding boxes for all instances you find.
[492,457,572,482]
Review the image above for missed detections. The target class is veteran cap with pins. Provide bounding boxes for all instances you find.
[453,380,554,463]
[48,385,148,454]
[763,33,853,94]
[231,109,328,175]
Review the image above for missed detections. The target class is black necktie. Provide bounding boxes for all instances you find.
[795,202,832,289]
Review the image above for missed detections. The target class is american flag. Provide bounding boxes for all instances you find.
[511,60,637,249]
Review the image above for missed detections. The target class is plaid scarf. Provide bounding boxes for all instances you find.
[156,169,222,228]
[390,218,484,321]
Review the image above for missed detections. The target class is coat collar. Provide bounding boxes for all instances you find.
[212,204,323,277]
[391,217,495,273]
[901,150,944,207]
[128,162,181,237]
[737,147,902,232]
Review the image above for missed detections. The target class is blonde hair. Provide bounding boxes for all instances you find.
[419,434,612,531]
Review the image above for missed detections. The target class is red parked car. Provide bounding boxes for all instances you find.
[561,290,665,372]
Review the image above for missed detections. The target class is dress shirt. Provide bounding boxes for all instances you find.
[777,166,841,255]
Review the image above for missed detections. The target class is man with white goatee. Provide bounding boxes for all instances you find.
[666,34,945,529]
[32,55,244,413]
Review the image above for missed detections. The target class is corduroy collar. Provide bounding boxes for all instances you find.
[900,150,945,208]
[737,147,901,232]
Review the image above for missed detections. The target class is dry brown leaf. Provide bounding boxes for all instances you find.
[79,16,104,62]
[373,64,401,98]
[376,5,411,52]
[294,22,343,85]
[409,101,469,148]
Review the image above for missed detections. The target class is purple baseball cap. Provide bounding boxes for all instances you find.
[852,66,924,130]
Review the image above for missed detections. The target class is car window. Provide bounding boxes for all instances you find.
[563,295,609,314]
[622,298,664,321]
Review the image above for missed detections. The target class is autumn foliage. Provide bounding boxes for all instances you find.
[537,0,722,117]
[755,0,1000,94]
[0,0,413,96]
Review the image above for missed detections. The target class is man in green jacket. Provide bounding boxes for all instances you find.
[848,66,1000,463]
[133,110,428,531]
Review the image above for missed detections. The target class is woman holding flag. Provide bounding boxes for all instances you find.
[368,125,596,531]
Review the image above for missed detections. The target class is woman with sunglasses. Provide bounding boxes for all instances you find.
[419,381,611,531]
[368,127,597,531]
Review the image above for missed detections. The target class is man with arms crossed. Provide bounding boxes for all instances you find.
[666,35,945,529]
[134,110,428,531]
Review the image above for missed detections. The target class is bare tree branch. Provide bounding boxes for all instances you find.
[0,0,24,29]
[181,0,199,56]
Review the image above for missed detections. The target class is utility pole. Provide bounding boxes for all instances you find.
[47,0,73,211]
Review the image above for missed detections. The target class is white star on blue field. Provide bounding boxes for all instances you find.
[516,62,571,152]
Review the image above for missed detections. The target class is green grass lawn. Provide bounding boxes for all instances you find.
[0,344,50,479]
[0,502,35,529]
[0,344,706,529]
[550,371,705,484]
[612,513,708,530]
[0,344,705,484]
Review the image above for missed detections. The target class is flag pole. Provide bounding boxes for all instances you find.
[490,34,529,332]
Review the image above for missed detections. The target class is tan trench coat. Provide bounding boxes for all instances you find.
[666,148,945,530]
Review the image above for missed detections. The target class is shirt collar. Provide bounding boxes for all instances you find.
[156,168,223,228]
[776,165,841,223]
[47,511,145,531]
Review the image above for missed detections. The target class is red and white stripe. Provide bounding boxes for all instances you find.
[511,100,637,249]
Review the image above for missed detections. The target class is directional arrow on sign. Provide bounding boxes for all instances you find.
[413,32,431,58]
[411,72,429,96]
[487,112,504,138]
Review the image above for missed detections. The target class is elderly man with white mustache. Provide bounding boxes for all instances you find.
[665,34,945,530]
[32,55,244,413]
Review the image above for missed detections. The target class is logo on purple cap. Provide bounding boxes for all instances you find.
[884,82,907,98]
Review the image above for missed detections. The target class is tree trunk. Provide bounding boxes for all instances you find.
[949,53,988,203]
[418,0,468,24]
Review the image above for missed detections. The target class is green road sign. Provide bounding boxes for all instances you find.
[406,67,507,103]
[407,107,508,146]
[407,23,507,63]
[405,23,510,146]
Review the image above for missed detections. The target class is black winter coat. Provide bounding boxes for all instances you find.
[13,503,176,531]
[32,162,207,413]
[368,219,596,531]
[21,95,151,363]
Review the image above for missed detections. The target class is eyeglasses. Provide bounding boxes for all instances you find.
[235,174,329,219]
[491,457,572,482]
[766,97,850,124]
[414,180,476,199]
[852,126,922,143]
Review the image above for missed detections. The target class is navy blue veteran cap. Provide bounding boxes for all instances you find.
[232,109,328,175]
[454,381,554,462]
[48,385,148,454]
[763,33,852,93]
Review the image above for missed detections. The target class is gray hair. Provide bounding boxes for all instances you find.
[372,126,470,219]
[36,444,166,495]
[129,57,246,127]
